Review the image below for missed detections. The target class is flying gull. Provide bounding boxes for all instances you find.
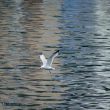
[40,50,59,72]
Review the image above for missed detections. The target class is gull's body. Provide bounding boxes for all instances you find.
[40,50,59,70]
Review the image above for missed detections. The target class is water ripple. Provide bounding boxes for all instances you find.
[1,0,110,110]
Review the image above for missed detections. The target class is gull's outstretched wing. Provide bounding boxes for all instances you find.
[46,50,59,66]
[40,54,47,66]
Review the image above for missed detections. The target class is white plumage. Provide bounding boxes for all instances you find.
[40,50,59,70]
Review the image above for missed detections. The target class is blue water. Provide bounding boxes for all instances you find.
[0,0,110,110]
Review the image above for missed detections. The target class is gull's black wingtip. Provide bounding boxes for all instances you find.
[53,50,60,55]
[56,50,60,53]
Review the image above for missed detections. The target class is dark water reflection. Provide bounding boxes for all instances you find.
[0,0,110,110]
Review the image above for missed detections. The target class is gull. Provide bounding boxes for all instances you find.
[40,50,59,72]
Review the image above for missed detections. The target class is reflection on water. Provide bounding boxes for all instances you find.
[0,0,110,110]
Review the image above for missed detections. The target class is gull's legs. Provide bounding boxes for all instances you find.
[49,70,52,79]
[49,70,51,74]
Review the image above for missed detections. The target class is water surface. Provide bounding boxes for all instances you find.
[0,0,110,110]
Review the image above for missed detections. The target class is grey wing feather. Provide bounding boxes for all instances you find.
[46,50,59,66]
